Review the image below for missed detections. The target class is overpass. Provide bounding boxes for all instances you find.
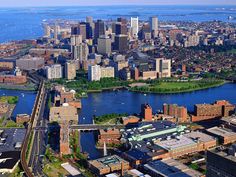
[69,124,125,131]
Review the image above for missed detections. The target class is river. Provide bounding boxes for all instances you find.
[79,83,236,159]
[0,89,36,118]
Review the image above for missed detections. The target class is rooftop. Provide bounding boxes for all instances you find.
[0,128,26,152]
[156,136,197,151]
[207,126,236,137]
[184,131,216,143]
[144,158,203,177]
[89,155,128,170]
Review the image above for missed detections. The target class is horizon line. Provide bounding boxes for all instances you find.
[0,4,236,8]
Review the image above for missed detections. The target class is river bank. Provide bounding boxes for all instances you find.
[0,83,37,91]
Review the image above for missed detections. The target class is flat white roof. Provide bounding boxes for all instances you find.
[61,162,81,176]
[106,174,119,177]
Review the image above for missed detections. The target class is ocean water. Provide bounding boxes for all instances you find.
[0,5,236,43]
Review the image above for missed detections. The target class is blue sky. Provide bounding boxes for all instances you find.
[0,0,236,7]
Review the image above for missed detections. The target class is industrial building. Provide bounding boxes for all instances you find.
[144,158,203,177]
[207,144,236,177]
[88,155,129,176]
[206,126,236,145]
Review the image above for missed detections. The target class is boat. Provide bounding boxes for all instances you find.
[21,93,25,97]
[144,94,147,96]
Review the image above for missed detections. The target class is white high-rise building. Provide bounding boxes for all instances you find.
[46,64,62,80]
[150,16,158,38]
[88,65,101,81]
[131,17,139,38]
[156,58,171,78]
[43,24,51,38]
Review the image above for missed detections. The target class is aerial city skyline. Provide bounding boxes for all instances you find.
[0,1,235,177]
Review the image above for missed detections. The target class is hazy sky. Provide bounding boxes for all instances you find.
[0,0,236,7]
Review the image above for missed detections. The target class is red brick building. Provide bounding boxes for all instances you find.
[0,75,27,84]
[16,114,30,124]
[98,128,121,145]
[141,104,153,121]
[163,104,188,123]
[192,100,235,122]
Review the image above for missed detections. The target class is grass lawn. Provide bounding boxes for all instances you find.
[130,79,225,94]
[43,162,69,177]
[0,96,18,104]
[152,82,199,90]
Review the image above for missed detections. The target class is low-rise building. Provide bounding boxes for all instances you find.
[206,126,236,145]
[16,55,45,71]
[16,114,30,124]
[98,128,121,145]
[144,158,203,177]
[88,155,129,176]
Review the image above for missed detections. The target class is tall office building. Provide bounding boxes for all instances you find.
[149,16,158,38]
[156,58,171,78]
[46,64,62,80]
[131,17,139,38]
[43,24,51,38]
[71,24,80,35]
[71,44,89,62]
[88,65,101,81]
[94,20,105,40]
[79,23,87,40]
[86,16,93,24]
[115,23,127,35]
[65,61,76,80]
[117,17,127,25]
[71,35,82,46]
[54,25,60,43]
[206,144,236,177]
[86,16,94,38]
[114,35,128,53]
[97,36,112,55]
[71,35,88,62]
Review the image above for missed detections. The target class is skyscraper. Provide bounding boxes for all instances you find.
[79,23,87,40]
[115,23,127,35]
[97,36,112,55]
[114,35,128,53]
[149,16,158,38]
[43,24,51,38]
[71,24,80,35]
[94,20,105,40]
[131,17,139,38]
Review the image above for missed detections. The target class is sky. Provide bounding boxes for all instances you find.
[0,0,236,7]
